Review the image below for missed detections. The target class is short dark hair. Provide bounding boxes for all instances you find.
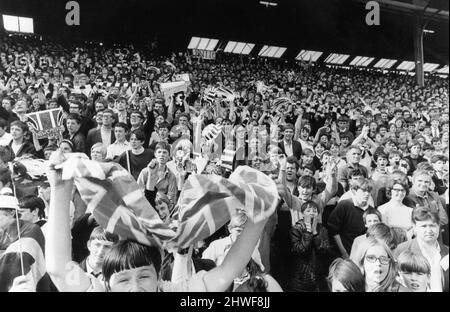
[102,240,161,285]
[366,222,397,251]
[348,167,367,179]
[130,129,146,142]
[155,141,171,153]
[102,108,115,117]
[115,122,128,131]
[363,208,382,224]
[66,113,82,125]
[300,200,319,213]
[0,118,7,129]
[298,175,316,190]
[350,178,372,192]
[0,166,12,186]
[283,123,294,131]
[10,120,28,133]
[130,110,144,120]
[374,151,388,162]
[412,207,440,225]
[397,250,431,275]
[18,195,46,219]
[286,156,299,170]
[158,122,170,130]
[88,226,119,243]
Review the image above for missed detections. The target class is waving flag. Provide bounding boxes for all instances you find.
[171,166,278,248]
[216,86,236,102]
[0,221,51,292]
[60,154,176,247]
[60,155,277,250]
[203,87,217,104]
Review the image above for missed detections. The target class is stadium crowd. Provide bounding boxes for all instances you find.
[0,33,448,292]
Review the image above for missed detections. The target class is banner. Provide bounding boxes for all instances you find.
[26,108,65,139]
[191,49,216,60]
[160,81,188,106]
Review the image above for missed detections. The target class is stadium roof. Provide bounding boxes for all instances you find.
[0,0,447,64]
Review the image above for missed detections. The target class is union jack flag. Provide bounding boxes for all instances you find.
[60,156,277,250]
[61,154,176,247]
[170,166,278,248]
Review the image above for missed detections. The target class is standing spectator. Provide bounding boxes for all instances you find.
[118,129,154,180]
[404,169,448,227]
[395,208,449,292]
[289,201,331,292]
[86,109,116,153]
[337,146,368,191]
[137,142,177,208]
[63,113,86,153]
[8,121,36,158]
[106,122,130,161]
[378,179,414,237]
[327,258,365,292]
[353,237,410,292]
[279,123,302,159]
[328,178,373,259]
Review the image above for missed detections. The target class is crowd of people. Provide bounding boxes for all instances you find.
[0,32,448,292]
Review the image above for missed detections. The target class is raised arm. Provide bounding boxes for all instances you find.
[45,150,92,292]
[202,215,269,292]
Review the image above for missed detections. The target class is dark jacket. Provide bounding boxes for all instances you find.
[86,128,115,154]
[289,220,331,292]
[63,130,86,153]
[278,140,303,160]
[8,140,37,158]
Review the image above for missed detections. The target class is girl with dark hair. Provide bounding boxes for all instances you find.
[327,258,365,292]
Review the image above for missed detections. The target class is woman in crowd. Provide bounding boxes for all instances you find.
[377,179,414,238]
[327,258,365,292]
[353,237,410,292]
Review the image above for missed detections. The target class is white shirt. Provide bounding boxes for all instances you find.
[100,127,112,148]
[283,140,293,157]
[106,140,130,160]
[11,141,23,156]
[431,127,440,138]
[377,201,413,232]
[0,132,12,146]
[418,240,443,292]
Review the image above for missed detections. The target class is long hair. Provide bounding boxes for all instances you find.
[354,237,398,292]
[327,258,365,292]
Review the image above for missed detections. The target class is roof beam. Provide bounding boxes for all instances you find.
[353,0,449,22]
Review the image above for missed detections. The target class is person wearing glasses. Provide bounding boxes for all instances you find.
[353,237,410,292]
[378,179,414,239]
